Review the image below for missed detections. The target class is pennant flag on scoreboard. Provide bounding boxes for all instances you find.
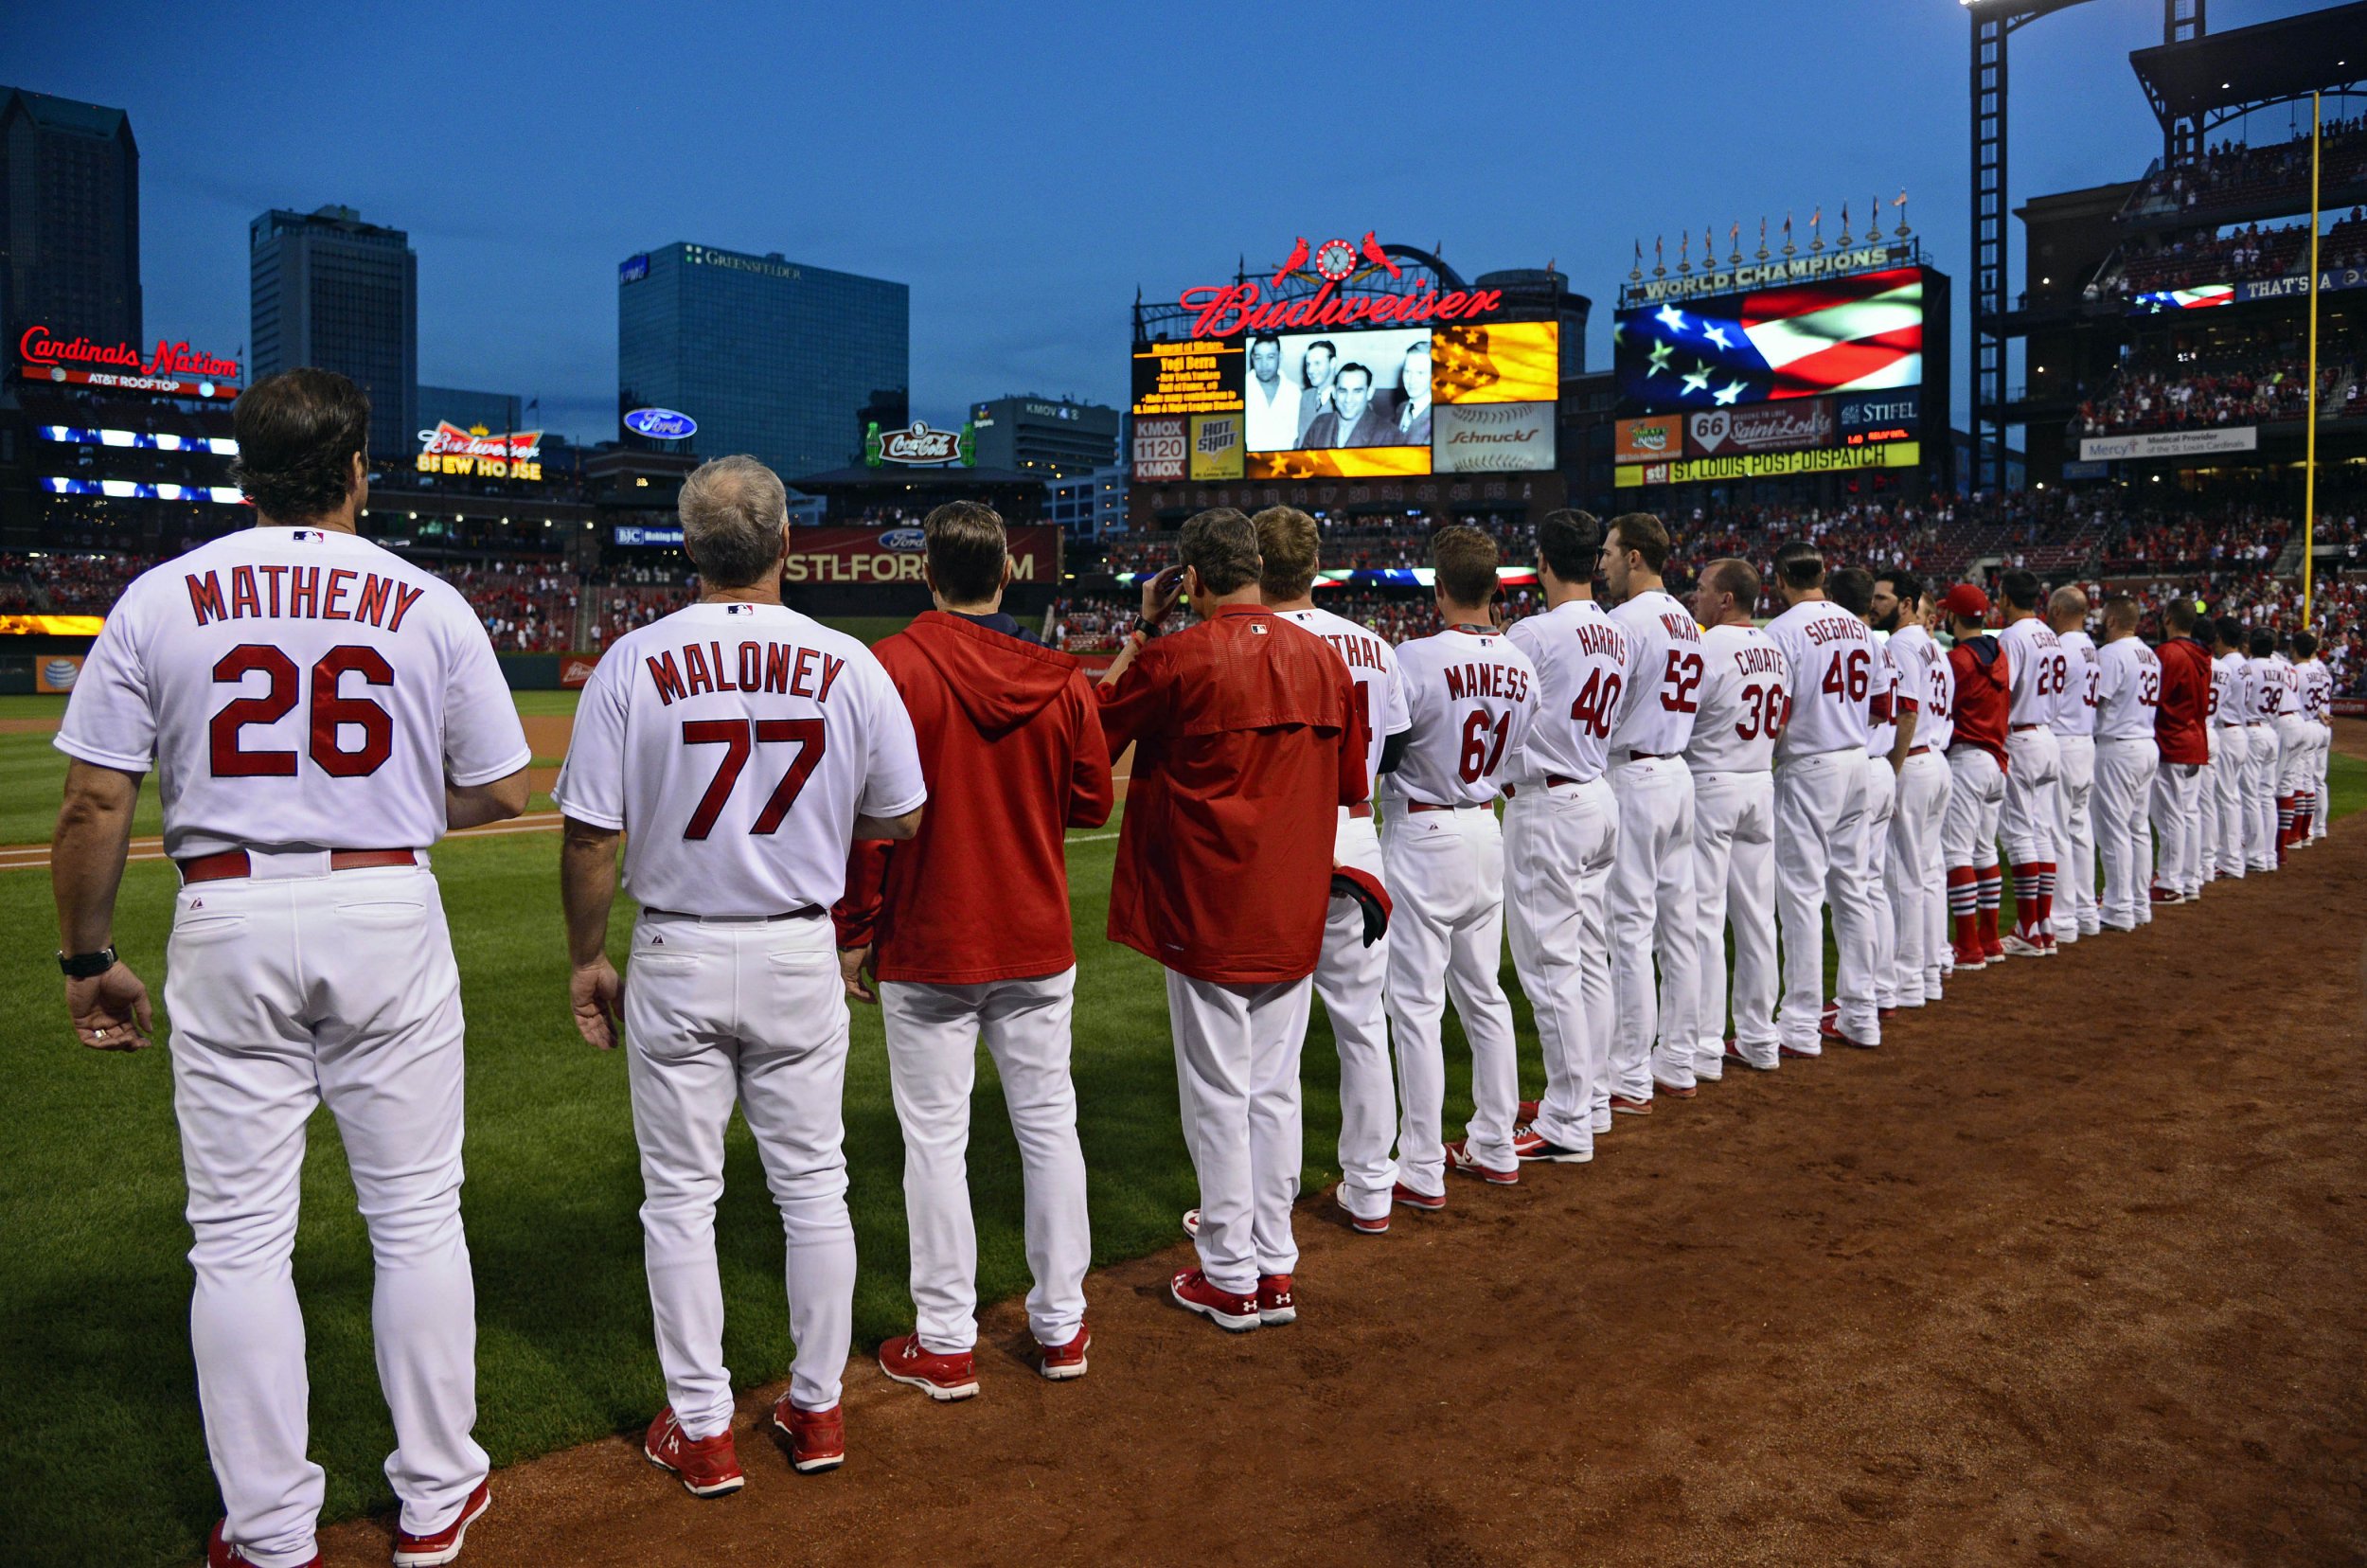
[1619,264,1923,405]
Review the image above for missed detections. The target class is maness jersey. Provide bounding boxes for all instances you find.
[2247,655,2286,719]
[1505,597,1630,785]
[1867,630,1899,758]
[2094,636,2162,739]
[1999,617,2068,727]
[56,526,530,860]
[1607,588,1702,756]
[1889,622,1948,751]
[554,601,927,917]
[1385,626,1539,808]
[2298,658,2334,722]
[1684,621,1787,774]
[1282,605,1410,802]
[1765,598,1873,759]
[2050,629,2099,739]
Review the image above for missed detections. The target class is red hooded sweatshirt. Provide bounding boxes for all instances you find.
[2153,635,2213,765]
[833,612,1113,984]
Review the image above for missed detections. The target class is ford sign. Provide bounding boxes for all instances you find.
[623,407,697,440]
[877,528,926,550]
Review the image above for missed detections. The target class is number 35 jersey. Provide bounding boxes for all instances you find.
[1385,626,1539,808]
[57,526,531,861]
[555,600,926,917]
[1764,598,1874,760]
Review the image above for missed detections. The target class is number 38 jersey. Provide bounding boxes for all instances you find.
[555,600,926,917]
[1765,598,1874,760]
[1384,626,1539,809]
[56,526,531,860]
[1683,622,1787,774]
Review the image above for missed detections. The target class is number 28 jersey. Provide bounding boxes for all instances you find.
[555,600,926,917]
[1384,626,1539,808]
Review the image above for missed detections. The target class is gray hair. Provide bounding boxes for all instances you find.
[679,455,787,588]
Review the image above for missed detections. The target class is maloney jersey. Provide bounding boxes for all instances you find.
[1386,626,1539,808]
[2093,636,2162,739]
[1606,587,1702,757]
[2050,630,2099,739]
[555,600,927,917]
[57,526,530,860]
[1684,621,1787,775]
[1999,616,2067,727]
[1282,605,1410,805]
[1505,597,1630,786]
[1765,598,1873,760]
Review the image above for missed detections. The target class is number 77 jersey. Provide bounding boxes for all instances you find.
[1384,626,1540,808]
[554,600,926,917]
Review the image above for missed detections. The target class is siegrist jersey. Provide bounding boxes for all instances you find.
[56,526,530,860]
[1765,598,1873,759]
[2050,629,2099,739]
[1606,587,1702,757]
[1888,622,1942,750]
[1867,630,1899,759]
[1683,621,1787,774]
[1919,628,1957,752]
[1282,605,1410,804]
[1385,626,1539,808]
[2298,658,2334,722]
[1999,616,2067,727]
[2093,636,2162,739]
[2211,650,2245,726]
[2247,655,2285,720]
[1505,597,1630,786]
[553,600,926,917]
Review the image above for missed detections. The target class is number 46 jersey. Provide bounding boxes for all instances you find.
[1764,598,1874,760]
[555,600,926,917]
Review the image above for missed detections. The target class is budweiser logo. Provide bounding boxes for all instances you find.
[877,422,962,463]
[19,324,240,382]
[1180,278,1504,341]
[418,421,544,460]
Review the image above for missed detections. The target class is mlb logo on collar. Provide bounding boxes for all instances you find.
[726,604,754,615]
[290,529,325,543]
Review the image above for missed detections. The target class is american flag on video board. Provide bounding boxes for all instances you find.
[1616,265,1923,408]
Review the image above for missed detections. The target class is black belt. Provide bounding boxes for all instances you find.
[642,904,824,922]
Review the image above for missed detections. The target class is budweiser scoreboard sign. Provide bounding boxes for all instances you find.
[782,526,1059,585]
[18,324,241,400]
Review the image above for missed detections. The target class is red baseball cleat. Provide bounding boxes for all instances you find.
[1609,1093,1653,1115]
[1951,943,1989,971]
[1999,934,2046,958]
[1510,1123,1593,1163]
[1445,1138,1519,1185]
[1652,1079,1698,1099]
[1256,1274,1297,1326]
[392,1481,489,1567]
[1168,1268,1260,1331]
[1818,1017,1878,1050]
[1778,1042,1821,1060]
[1392,1181,1445,1213]
[1334,1189,1390,1232]
[1516,1098,1541,1123]
[877,1332,980,1401]
[771,1397,845,1472]
[1981,938,2006,963]
[209,1523,319,1568]
[1037,1322,1090,1381]
[1181,1207,1200,1238]
[1724,1039,1776,1072]
[643,1407,745,1497]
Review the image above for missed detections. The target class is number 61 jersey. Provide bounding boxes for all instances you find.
[1384,625,1539,808]
[555,600,926,917]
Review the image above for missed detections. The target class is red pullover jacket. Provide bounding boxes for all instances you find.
[2152,635,2213,766]
[1948,634,2012,771]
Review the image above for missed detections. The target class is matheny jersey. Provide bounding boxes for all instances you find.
[2094,635,2162,739]
[1283,605,1411,803]
[1385,626,1539,808]
[1684,621,1787,774]
[554,600,927,917]
[1505,597,1630,786]
[2050,629,2099,739]
[1765,598,1873,759]
[56,526,531,860]
[2298,658,2333,722]
[1607,587,1702,757]
[1999,617,2068,727]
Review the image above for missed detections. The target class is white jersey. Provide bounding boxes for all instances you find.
[1282,605,1411,804]
[1385,626,1539,808]
[2269,652,2301,720]
[2247,655,2285,720]
[1888,622,1942,750]
[1999,617,2067,727]
[1866,629,1899,759]
[2049,629,2098,739]
[1683,621,1787,775]
[1606,587,1702,757]
[1919,629,1957,752]
[1765,598,1873,759]
[56,526,530,860]
[2210,650,2245,726]
[553,600,926,917]
[2297,657,2334,722]
[1505,597,1630,786]
[2093,636,2162,739]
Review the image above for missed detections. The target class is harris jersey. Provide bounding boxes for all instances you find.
[1998,616,2067,727]
[56,526,530,860]
[1282,605,1410,804]
[1505,597,1630,786]
[2050,630,2099,739]
[2093,636,2162,739]
[1606,587,1702,757]
[1765,598,1873,760]
[1386,626,1539,808]
[1683,621,1788,775]
[554,600,926,918]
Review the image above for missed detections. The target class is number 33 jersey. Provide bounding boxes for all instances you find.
[1385,626,1539,808]
[555,600,926,917]
[1764,598,1874,760]
[57,526,531,861]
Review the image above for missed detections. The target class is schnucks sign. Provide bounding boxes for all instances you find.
[1176,231,1505,340]
[18,324,242,399]
[782,526,1058,585]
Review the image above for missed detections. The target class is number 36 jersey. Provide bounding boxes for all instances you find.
[57,526,531,861]
[1683,622,1788,774]
[1384,626,1539,809]
[555,600,926,917]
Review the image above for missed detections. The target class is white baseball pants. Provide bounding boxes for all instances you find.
[1773,748,1878,1051]
[166,859,486,1568]
[2212,726,2251,878]
[2002,726,2062,867]
[1688,769,1779,1070]
[625,910,855,1432]
[1383,804,1520,1186]
[2092,738,2162,929]
[2151,761,2205,898]
[2277,716,2315,794]
[1164,969,1312,1293]
[1316,811,1397,1224]
[1890,748,1950,1002]
[1504,777,1617,1152]
[1861,754,1899,1009]
[880,969,1088,1355]
[2051,734,2098,939]
[2314,721,2332,840]
[1943,748,2006,871]
[2197,729,2220,874]
[1606,757,1699,1100]
[2245,724,2280,870]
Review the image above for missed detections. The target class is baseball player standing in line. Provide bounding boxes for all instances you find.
[2089,597,2162,932]
[2044,588,2100,944]
[2273,633,2313,861]
[828,502,1113,1399]
[2148,600,2215,904]
[1875,571,1948,1005]
[2291,630,2334,845]
[1764,542,1881,1054]
[2208,618,2252,881]
[1938,584,2011,969]
[1993,571,2064,958]
[1095,508,1361,1332]
[1382,526,1539,1188]
[1597,513,1702,1107]
[52,369,531,1568]
[2244,629,2284,872]
[1682,559,1786,1072]
[1254,505,1413,1229]
[558,456,928,1490]
[1827,568,1900,1017]
[1501,510,1627,1158]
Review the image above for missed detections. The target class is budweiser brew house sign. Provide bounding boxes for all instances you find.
[417,422,546,481]
[19,324,243,399]
[1177,231,1505,339]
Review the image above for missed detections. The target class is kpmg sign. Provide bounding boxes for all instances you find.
[618,253,651,284]
[624,407,697,439]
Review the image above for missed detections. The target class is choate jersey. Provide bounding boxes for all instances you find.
[1505,597,1630,786]
[1765,597,1874,759]
[1684,621,1788,775]
[554,600,926,917]
[2050,630,2099,739]
[57,526,530,860]
[1387,626,1540,807]
[2093,635,2162,739]
[1606,587,1702,757]
[1282,605,1410,803]
[1998,616,2067,727]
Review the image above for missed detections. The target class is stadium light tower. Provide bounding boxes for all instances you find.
[1964,0,2099,494]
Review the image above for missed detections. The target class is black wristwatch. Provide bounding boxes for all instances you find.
[59,945,117,979]
[1131,616,1161,640]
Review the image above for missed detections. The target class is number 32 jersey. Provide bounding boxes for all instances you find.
[57,526,531,860]
[555,600,926,917]
[1385,626,1539,808]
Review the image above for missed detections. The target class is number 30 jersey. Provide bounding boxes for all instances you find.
[57,526,531,861]
[555,600,925,917]
[1684,622,1788,775]
[1765,598,1874,760]
[1384,626,1539,808]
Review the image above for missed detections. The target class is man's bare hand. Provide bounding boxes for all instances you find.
[1140,564,1185,628]
[839,945,878,1004]
[571,956,624,1050]
[68,961,154,1051]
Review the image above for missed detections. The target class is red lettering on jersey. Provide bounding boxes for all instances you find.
[763,641,792,693]
[737,640,762,691]
[187,571,227,626]
[322,568,355,620]
[288,566,320,619]
[790,646,818,697]
[709,640,739,691]
[684,642,715,696]
[384,582,426,633]
[1735,645,1784,676]
[354,573,392,627]
[1659,611,1700,643]
[258,564,287,616]
[1444,665,1467,701]
[646,650,688,705]
[229,566,259,619]
[816,652,846,704]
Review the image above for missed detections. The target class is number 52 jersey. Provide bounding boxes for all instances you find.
[555,600,927,917]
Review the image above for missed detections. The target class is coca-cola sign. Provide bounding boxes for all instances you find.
[1175,233,1504,341]
[18,324,242,399]
[866,420,974,467]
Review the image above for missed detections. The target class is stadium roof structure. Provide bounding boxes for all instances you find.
[2128,1,2367,133]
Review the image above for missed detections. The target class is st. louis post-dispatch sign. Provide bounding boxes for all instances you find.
[782,526,1060,585]
[1617,439,1921,488]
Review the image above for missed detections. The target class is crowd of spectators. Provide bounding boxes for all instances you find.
[2072,343,2350,436]
[2108,216,2321,296]
[0,550,156,615]
[436,563,578,653]
[2127,120,2367,222]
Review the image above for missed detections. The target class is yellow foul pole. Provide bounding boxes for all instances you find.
[2304,92,2321,627]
